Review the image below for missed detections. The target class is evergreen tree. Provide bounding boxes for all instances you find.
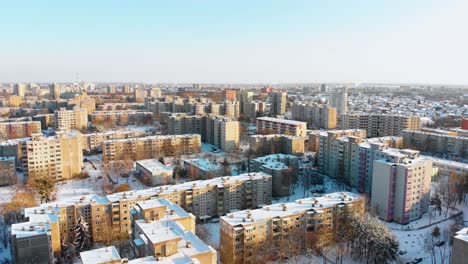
[73,214,91,252]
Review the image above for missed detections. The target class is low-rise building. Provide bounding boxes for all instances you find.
[184,159,222,180]
[451,227,468,264]
[136,159,173,186]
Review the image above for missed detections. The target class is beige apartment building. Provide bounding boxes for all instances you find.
[90,110,153,127]
[81,130,146,152]
[371,150,432,224]
[54,107,88,131]
[256,117,307,137]
[32,114,55,129]
[22,131,83,181]
[11,173,271,261]
[80,199,215,264]
[341,113,420,137]
[0,121,41,139]
[102,134,201,162]
[402,129,468,158]
[292,102,337,129]
[249,134,305,156]
[167,114,240,152]
[220,192,364,264]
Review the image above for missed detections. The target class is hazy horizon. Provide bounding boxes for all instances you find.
[1,0,467,84]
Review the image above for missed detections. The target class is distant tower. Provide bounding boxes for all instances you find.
[269,92,287,116]
[13,83,26,97]
[320,83,328,93]
[193,83,201,90]
[50,83,61,100]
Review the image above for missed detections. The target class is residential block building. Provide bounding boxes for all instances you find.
[341,113,421,137]
[0,156,16,186]
[102,134,201,162]
[90,110,153,127]
[11,173,272,261]
[371,150,432,224]
[54,107,88,131]
[249,134,305,156]
[220,192,364,264]
[256,117,307,137]
[402,129,468,158]
[291,102,337,129]
[0,121,41,139]
[22,131,83,181]
[81,130,146,152]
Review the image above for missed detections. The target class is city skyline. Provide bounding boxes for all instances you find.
[1,0,467,84]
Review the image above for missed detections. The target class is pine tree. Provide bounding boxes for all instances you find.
[73,214,91,252]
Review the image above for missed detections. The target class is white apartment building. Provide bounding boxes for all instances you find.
[371,150,432,224]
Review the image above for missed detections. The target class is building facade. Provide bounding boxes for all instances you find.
[341,114,421,137]
[0,121,41,139]
[54,107,88,131]
[256,117,307,137]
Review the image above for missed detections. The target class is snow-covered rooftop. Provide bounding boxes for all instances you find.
[80,246,121,264]
[257,116,306,126]
[221,192,363,226]
[184,159,220,171]
[455,227,468,242]
[136,159,172,173]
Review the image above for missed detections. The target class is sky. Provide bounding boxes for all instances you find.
[1,0,467,84]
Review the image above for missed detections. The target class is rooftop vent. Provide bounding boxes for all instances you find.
[186,241,192,248]
[265,207,270,211]
[121,258,129,264]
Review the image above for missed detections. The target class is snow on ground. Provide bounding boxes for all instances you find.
[57,154,149,200]
[202,221,220,250]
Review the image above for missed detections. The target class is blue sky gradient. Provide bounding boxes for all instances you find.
[1,0,467,84]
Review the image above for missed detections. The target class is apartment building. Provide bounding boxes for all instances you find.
[97,103,144,111]
[256,117,307,137]
[67,94,96,114]
[22,131,83,181]
[167,113,203,135]
[102,134,201,162]
[81,130,146,152]
[49,83,61,99]
[250,154,299,197]
[13,83,26,97]
[32,114,55,129]
[11,173,272,260]
[432,158,468,176]
[316,129,367,180]
[221,89,237,100]
[54,107,88,130]
[0,138,30,165]
[135,159,173,186]
[243,101,267,118]
[292,102,337,129]
[205,115,240,152]
[0,156,16,186]
[341,113,421,137]
[315,129,408,193]
[224,100,240,119]
[249,134,305,156]
[80,199,215,264]
[0,121,41,139]
[371,150,432,224]
[184,158,222,179]
[269,92,287,116]
[402,129,468,158]
[220,192,364,264]
[90,110,153,127]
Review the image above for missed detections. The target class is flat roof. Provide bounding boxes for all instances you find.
[80,246,121,264]
[136,159,172,173]
[221,192,362,226]
[257,117,306,126]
